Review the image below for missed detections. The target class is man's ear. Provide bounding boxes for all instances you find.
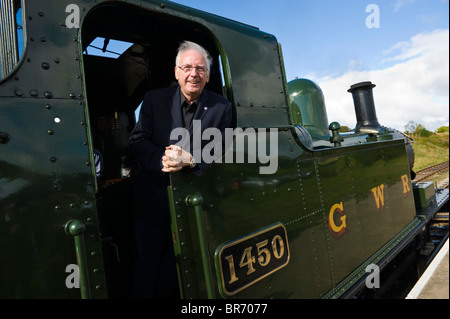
[174,66,179,80]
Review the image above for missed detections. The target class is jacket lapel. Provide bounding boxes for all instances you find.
[169,86,183,130]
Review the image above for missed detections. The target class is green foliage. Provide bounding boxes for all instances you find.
[404,121,434,137]
[436,126,449,133]
[411,132,449,171]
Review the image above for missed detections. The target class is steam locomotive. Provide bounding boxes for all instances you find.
[0,0,447,299]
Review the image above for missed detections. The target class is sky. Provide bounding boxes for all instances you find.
[171,0,449,132]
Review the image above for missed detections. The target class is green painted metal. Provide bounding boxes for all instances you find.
[64,219,91,299]
[0,0,443,299]
[288,78,330,140]
[413,182,436,208]
[185,194,215,299]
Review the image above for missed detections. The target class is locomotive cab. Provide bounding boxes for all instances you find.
[80,2,232,297]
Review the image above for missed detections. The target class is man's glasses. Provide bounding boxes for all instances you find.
[177,65,208,74]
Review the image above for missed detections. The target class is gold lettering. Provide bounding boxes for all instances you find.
[329,202,346,233]
[224,255,239,284]
[371,184,385,210]
[272,235,285,259]
[401,174,411,195]
[256,240,271,266]
[239,247,256,275]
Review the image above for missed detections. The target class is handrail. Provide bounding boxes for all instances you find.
[64,219,91,299]
[185,194,214,298]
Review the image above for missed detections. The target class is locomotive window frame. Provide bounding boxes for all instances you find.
[0,0,26,82]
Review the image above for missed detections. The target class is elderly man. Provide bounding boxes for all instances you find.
[129,41,233,298]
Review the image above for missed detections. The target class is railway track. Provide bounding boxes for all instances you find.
[393,161,450,299]
[413,161,449,245]
[413,161,449,186]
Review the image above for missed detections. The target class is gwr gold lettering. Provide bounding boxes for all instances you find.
[328,202,346,233]
[401,174,411,195]
[371,184,385,210]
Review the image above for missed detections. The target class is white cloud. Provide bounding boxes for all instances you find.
[393,0,416,12]
[316,29,449,132]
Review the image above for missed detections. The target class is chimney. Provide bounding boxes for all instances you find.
[347,81,382,133]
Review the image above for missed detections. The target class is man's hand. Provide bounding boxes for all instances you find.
[161,145,193,173]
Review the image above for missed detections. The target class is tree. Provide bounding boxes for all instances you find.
[404,121,417,135]
[436,126,449,133]
[404,121,433,137]
[415,124,433,137]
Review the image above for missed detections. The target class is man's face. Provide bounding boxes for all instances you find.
[175,50,210,102]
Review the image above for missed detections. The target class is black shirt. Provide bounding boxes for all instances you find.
[180,93,198,129]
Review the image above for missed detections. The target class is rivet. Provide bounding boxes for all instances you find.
[47,129,54,135]
[54,205,60,210]
[38,12,44,17]
[40,37,46,42]
[44,91,53,98]
[45,104,51,109]
[54,58,60,63]
[50,156,57,162]
[41,62,50,69]
[30,89,38,96]
[15,89,23,96]
[69,93,76,99]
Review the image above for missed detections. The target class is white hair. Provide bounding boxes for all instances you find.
[175,41,213,71]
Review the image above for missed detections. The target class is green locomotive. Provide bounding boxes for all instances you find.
[0,0,447,299]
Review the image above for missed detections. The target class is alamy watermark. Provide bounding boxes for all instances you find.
[171,120,279,175]
[65,4,80,29]
[365,263,380,289]
[65,264,79,289]
[366,4,380,29]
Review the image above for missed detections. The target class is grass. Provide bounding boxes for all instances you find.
[411,132,449,171]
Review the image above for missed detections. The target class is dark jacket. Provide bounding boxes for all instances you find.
[129,85,233,224]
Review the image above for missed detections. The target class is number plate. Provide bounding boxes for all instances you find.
[215,223,290,296]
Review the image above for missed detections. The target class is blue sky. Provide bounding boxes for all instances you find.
[171,0,449,131]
